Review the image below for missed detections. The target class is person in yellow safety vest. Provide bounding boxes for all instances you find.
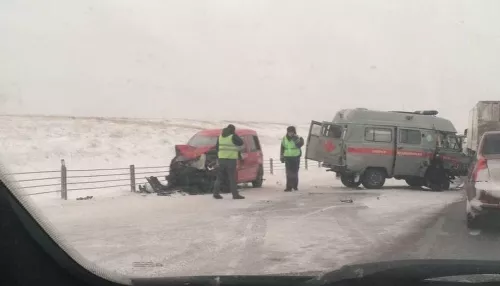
[212,124,246,200]
[280,126,305,192]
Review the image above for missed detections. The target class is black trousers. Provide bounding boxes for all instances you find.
[213,159,239,196]
[284,156,300,190]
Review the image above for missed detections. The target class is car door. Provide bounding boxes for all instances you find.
[393,128,427,176]
[236,135,252,183]
[245,135,263,181]
[240,135,260,182]
[305,120,345,166]
[233,135,244,183]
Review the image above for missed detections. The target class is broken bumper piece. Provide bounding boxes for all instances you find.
[138,154,217,195]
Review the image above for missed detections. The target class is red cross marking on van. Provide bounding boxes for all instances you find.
[324,140,335,152]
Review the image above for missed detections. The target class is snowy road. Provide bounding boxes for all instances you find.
[35,179,462,277]
[0,116,473,277]
[376,200,500,262]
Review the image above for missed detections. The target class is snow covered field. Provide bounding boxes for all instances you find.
[0,115,463,277]
[0,115,309,199]
[0,115,309,173]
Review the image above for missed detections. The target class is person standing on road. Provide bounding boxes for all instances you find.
[213,124,246,200]
[280,126,304,192]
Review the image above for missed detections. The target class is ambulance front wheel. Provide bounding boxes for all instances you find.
[340,174,362,188]
[361,168,386,189]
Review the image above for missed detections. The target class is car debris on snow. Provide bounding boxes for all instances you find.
[76,196,93,200]
[137,174,248,196]
[137,176,194,196]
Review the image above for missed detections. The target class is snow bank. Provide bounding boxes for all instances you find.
[0,115,309,172]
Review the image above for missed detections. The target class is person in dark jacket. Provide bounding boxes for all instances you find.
[280,126,305,192]
[213,124,245,199]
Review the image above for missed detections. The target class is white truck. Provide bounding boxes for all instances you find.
[465,101,500,156]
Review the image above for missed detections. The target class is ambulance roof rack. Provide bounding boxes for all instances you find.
[391,110,439,116]
[391,111,414,114]
[413,110,439,116]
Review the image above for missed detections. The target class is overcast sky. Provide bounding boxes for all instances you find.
[1,0,500,130]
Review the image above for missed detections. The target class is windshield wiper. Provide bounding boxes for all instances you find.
[302,259,500,285]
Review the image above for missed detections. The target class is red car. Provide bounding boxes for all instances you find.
[170,128,265,190]
[465,131,500,229]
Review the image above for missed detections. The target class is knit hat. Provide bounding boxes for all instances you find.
[227,124,236,133]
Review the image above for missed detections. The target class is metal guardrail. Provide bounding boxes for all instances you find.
[6,158,320,199]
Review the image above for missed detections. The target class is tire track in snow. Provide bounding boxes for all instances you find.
[86,213,236,276]
[52,197,288,276]
[98,219,229,276]
[87,218,216,266]
[195,197,312,275]
[293,203,370,271]
[338,210,381,247]
[166,213,259,276]
[178,207,270,275]
[229,211,268,274]
[71,189,377,276]
[121,210,265,276]
[255,194,372,274]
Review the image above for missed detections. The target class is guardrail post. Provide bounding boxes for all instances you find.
[130,164,136,192]
[318,161,321,167]
[269,158,274,175]
[60,159,67,200]
[305,159,308,170]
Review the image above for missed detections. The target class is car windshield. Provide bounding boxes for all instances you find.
[187,134,218,147]
[482,134,500,155]
[2,0,500,282]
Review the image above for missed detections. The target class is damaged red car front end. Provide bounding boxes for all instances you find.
[162,143,219,194]
[174,144,216,161]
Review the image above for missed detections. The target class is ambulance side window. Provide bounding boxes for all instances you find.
[322,124,342,138]
[399,129,422,145]
[365,127,392,142]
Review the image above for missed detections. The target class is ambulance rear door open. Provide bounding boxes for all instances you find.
[305,121,345,166]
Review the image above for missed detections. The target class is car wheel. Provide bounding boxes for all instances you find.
[361,168,386,189]
[251,165,264,188]
[340,174,361,188]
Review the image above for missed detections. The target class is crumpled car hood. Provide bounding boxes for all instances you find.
[175,144,215,160]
